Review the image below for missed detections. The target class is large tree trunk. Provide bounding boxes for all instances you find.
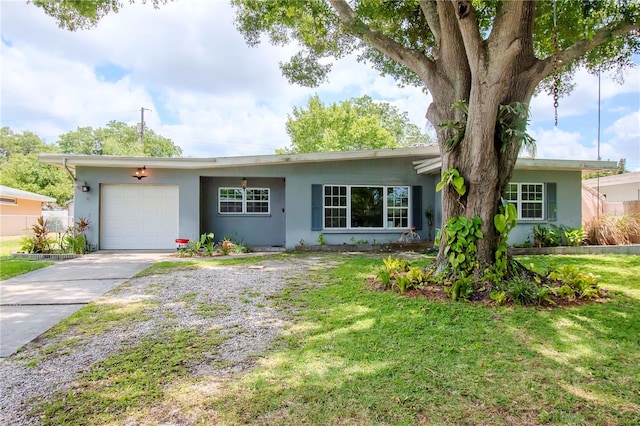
[423,1,539,279]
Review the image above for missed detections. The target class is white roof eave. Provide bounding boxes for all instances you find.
[39,146,441,172]
[0,185,56,202]
[413,157,619,174]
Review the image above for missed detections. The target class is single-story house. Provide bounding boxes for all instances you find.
[583,171,640,216]
[39,147,615,250]
[0,185,56,236]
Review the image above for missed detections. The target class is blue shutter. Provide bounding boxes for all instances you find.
[311,184,323,231]
[412,186,422,230]
[546,182,557,221]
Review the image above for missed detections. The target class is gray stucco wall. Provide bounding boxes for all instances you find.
[200,176,286,246]
[277,158,436,247]
[507,169,583,244]
[198,157,436,249]
[75,166,201,249]
[72,160,581,250]
[73,157,436,250]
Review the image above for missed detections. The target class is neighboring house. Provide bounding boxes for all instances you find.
[583,172,640,216]
[0,185,56,236]
[39,147,615,250]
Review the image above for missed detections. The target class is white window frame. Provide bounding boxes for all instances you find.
[245,188,271,214]
[218,187,270,215]
[505,182,545,221]
[322,185,410,230]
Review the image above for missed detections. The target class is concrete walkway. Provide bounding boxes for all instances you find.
[0,251,171,358]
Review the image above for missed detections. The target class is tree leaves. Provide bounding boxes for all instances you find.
[57,121,182,157]
[281,94,430,153]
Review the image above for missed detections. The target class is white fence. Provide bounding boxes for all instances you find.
[0,213,73,237]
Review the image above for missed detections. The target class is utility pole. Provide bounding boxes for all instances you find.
[138,107,152,145]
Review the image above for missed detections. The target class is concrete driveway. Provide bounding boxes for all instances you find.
[0,251,171,358]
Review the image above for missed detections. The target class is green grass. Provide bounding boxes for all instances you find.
[1,234,52,280]
[37,329,225,425]
[0,235,24,256]
[44,300,156,339]
[209,254,640,425]
[30,254,640,425]
[519,254,640,298]
[0,257,53,280]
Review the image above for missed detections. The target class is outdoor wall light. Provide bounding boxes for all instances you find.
[81,184,90,192]
[241,177,247,190]
[132,166,147,180]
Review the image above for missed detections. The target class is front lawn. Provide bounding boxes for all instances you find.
[0,257,53,280]
[0,235,52,280]
[0,235,24,257]
[32,254,640,425]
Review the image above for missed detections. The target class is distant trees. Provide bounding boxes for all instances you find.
[1,122,182,205]
[583,159,629,179]
[279,95,430,154]
[57,121,182,157]
[0,127,72,204]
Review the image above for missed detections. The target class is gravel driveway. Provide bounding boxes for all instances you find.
[0,256,322,425]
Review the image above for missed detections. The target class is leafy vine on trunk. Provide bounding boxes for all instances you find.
[496,102,536,157]
[435,169,484,277]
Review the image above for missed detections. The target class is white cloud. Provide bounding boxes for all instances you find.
[604,110,640,170]
[530,127,596,160]
[530,66,640,123]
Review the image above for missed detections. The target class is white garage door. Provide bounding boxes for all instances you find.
[101,185,178,249]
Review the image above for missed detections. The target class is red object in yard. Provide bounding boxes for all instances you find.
[175,239,190,250]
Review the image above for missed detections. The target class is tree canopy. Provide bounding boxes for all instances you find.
[280,94,430,153]
[0,127,72,204]
[1,122,182,205]
[57,121,182,157]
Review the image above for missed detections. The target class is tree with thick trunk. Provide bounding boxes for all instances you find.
[36,0,640,280]
[229,0,639,279]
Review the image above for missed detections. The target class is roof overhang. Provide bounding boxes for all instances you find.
[583,171,640,187]
[413,157,618,175]
[0,185,56,202]
[39,146,441,172]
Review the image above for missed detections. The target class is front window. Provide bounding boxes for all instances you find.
[505,183,544,220]
[219,188,243,213]
[219,188,270,214]
[323,185,410,229]
[246,189,270,213]
[351,186,383,227]
[386,187,409,228]
[324,186,347,228]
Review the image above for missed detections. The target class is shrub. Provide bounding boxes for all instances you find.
[505,277,538,305]
[563,226,584,246]
[532,224,564,247]
[63,217,92,254]
[584,213,640,245]
[548,265,602,299]
[446,274,474,301]
[220,239,234,256]
[377,256,425,293]
[21,216,55,254]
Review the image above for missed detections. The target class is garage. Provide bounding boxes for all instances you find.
[100,184,178,249]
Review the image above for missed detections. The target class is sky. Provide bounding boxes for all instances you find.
[1,0,639,170]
